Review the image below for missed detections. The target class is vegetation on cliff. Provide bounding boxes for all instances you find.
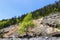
[18,13,34,34]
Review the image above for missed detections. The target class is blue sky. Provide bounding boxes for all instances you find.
[0,0,58,20]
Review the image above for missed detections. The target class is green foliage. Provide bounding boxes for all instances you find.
[57,24,60,29]
[0,34,3,38]
[0,21,8,29]
[0,17,20,29]
[23,13,33,22]
[32,1,60,19]
[18,13,34,34]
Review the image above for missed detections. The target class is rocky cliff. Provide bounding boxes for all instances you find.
[19,12,60,37]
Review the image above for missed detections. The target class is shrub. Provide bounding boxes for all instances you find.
[18,13,34,34]
[57,24,60,29]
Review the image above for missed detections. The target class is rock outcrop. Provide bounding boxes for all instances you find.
[42,13,60,27]
[23,13,60,37]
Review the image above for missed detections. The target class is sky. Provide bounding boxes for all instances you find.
[0,0,58,20]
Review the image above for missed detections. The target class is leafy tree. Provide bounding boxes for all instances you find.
[18,13,34,35]
[23,13,33,22]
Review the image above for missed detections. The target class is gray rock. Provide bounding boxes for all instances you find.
[42,13,60,27]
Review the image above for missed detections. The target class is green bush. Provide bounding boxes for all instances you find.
[57,24,60,29]
[23,13,33,22]
[18,13,34,34]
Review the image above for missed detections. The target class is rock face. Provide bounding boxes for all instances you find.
[26,13,60,37]
[42,13,60,27]
[0,24,19,38]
